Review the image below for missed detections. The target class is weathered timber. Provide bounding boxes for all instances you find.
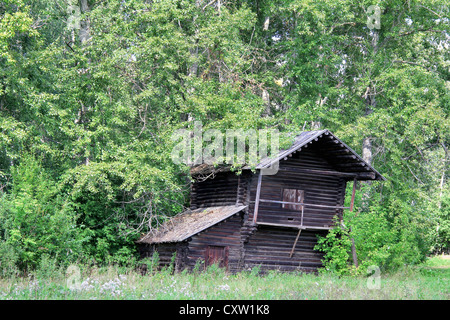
[290,229,302,258]
[350,178,357,212]
[252,171,262,224]
[137,129,384,273]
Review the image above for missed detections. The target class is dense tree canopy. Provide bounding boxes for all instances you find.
[0,0,448,274]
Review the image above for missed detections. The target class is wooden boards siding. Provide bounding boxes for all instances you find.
[186,213,244,273]
[243,226,326,273]
[191,172,239,209]
[139,213,244,273]
[240,148,346,273]
[247,148,346,229]
[139,242,188,273]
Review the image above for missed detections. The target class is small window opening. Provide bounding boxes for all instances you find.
[282,189,304,211]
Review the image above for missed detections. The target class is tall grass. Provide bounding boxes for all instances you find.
[0,256,448,300]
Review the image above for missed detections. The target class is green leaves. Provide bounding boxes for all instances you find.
[0,0,448,272]
[0,154,82,270]
[314,219,353,275]
[0,0,37,63]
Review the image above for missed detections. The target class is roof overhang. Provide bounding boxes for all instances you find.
[137,205,247,244]
[189,129,385,181]
[256,130,385,181]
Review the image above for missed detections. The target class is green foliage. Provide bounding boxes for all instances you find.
[0,0,448,275]
[317,182,440,275]
[314,219,353,275]
[0,154,83,272]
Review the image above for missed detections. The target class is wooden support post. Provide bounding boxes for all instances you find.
[350,177,357,212]
[252,170,263,224]
[289,229,302,258]
[235,175,241,205]
[300,205,304,227]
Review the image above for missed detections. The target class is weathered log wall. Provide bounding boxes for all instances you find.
[190,172,239,209]
[139,213,245,273]
[186,213,244,273]
[247,148,347,229]
[138,242,188,273]
[243,226,326,273]
[240,148,347,272]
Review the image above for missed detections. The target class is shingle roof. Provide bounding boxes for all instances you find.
[136,205,246,244]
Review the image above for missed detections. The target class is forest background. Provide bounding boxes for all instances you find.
[0,0,448,276]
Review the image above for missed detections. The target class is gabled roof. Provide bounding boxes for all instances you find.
[256,130,328,169]
[137,205,246,244]
[256,129,385,181]
[190,129,385,181]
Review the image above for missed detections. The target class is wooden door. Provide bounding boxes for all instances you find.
[205,245,229,269]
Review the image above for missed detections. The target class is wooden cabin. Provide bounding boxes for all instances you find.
[137,130,385,273]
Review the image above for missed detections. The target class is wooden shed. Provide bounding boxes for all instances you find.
[137,129,385,273]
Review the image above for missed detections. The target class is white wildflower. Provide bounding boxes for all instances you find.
[218,284,230,291]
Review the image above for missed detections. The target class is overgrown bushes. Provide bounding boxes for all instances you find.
[0,154,144,276]
[315,182,445,275]
[0,155,83,275]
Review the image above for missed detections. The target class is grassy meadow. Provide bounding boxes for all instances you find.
[0,255,448,300]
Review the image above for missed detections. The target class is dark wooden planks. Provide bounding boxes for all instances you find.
[243,226,326,273]
[246,148,345,229]
[191,172,239,208]
[138,242,188,272]
[186,213,244,273]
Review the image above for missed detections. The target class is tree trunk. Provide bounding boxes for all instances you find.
[80,0,91,165]
[188,45,199,78]
[79,0,90,45]
[362,136,372,165]
[350,228,359,269]
[362,29,379,168]
[438,142,448,209]
[262,89,270,116]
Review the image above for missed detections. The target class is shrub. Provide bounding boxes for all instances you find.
[0,154,83,272]
[314,220,353,275]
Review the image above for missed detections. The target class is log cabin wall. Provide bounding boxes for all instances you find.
[139,213,244,273]
[243,227,327,273]
[185,212,244,273]
[241,148,347,272]
[139,242,188,273]
[190,172,239,209]
[247,148,347,229]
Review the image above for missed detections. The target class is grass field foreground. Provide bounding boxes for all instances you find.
[0,255,448,300]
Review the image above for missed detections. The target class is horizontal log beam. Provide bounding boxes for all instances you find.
[322,149,351,154]
[334,162,366,167]
[259,199,350,210]
[256,221,334,230]
[277,167,375,179]
[331,154,357,160]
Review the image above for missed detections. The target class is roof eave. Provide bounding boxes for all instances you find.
[256,129,386,181]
